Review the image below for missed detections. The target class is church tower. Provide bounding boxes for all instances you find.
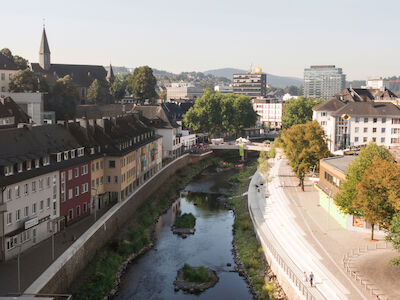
[106,64,115,83]
[39,28,51,71]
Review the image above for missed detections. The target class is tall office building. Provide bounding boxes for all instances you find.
[233,68,267,98]
[304,65,346,99]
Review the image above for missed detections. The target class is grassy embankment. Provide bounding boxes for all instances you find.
[229,152,281,300]
[182,264,212,283]
[70,156,219,300]
[174,213,196,229]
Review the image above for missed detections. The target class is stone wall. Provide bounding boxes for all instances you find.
[25,152,212,295]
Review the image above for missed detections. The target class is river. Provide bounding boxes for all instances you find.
[114,166,253,300]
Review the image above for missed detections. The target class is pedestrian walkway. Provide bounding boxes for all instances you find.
[0,206,110,296]
[248,155,383,299]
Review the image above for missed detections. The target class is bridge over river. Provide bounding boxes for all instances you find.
[209,142,270,152]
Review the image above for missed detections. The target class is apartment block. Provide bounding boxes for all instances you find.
[304,65,346,99]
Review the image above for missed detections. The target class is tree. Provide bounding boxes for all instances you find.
[126,66,157,103]
[109,78,127,102]
[386,214,400,265]
[158,89,167,102]
[355,158,400,240]
[230,94,258,135]
[281,97,323,129]
[280,121,330,190]
[335,143,394,215]
[9,69,39,92]
[1,48,29,69]
[0,48,13,61]
[46,75,79,120]
[87,79,107,104]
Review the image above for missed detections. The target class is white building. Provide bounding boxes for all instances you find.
[214,85,233,94]
[166,83,203,101]
[0,92,44,125]
[0,53,19,93]
[363,77,387,90]
[181,129,197,151]
[252,98,283,129]
[282,93,299,102]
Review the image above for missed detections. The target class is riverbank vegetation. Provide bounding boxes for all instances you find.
[69,156,220,299]
[229,162,282,300]
[174,213,196,229]
[182,264,212,283]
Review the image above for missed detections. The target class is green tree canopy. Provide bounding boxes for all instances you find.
[109,78,127,102]
[355,158,400,240]
[87,79,107,104]
[45,75,79,120]
[386,213,400,265]
[158,89,167,102]
[282,97,323,129]
[280,121,330,190]
[0,48,13,61]
[1,48,29,69]
[335,142,394,215]
[126,66,157,103]
[9,69,39,92]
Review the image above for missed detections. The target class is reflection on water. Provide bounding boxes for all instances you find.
[114,167,252,300]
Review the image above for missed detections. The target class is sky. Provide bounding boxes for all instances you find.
[2,0,400,80]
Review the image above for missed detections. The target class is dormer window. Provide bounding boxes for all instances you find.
[17,163,23,173]
[90,148,95,154]
[26,160,31,170]
[57,153,62,162]
[35,159,40,168]
[70,149,76,159]
[64,151,69,160]
[77,147,84,157]
[4,165,13,176]
[43,156,50,166]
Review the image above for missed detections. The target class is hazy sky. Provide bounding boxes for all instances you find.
[3,0,400,80]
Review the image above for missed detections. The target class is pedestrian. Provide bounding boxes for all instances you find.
[309,272,314,287]
[304,271,308,282]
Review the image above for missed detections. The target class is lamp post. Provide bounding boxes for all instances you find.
[91,187,98,222]
[17,243,21,294]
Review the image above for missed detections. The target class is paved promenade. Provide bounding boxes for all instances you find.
[248,156,389,299]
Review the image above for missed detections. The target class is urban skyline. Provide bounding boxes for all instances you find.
[3,0,400,80]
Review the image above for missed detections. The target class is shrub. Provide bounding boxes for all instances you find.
[174,213,196,229]
[182,264,211,283]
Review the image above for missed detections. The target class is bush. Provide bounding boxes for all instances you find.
[182,264,211,283]
[174,213,196,229]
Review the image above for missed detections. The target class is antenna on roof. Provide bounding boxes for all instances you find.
[42,18,46,29]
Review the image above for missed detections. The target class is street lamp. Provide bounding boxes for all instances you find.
[91,187,98,222]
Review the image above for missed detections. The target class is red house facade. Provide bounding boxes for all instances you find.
[60,160,91,226]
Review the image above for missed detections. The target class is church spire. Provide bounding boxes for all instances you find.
[106,64,115,83]
[39,27,51,71]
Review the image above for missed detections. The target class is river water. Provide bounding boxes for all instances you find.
[114,166,253,300]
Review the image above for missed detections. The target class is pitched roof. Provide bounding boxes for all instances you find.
[331,102,400,118]
[31,63,107,87]
[0,97,31,125]
[39,28,51,54]
[313,98,346,112]
[76,104,134,119]
[133,105,180,129]
[0,53,18,70]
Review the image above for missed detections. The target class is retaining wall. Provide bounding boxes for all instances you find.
[25,152,212,295]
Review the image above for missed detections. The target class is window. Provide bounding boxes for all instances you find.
[6,213,12,225]
[39,179,43,190]
[68,170,72,180]
[96,178,99,186]
[24,183,29,195]
[57,153,62,162]
[75,168,79,177]
[363,128,368,133]
[1,73,5,80]
[16,185,20,198]
[76,206,81,217]
[391,128,400,134]
[18,163,23,173]
[364,118,368,123]
[354,127,359,133]
[16,209,21,221]
[40,200,44,211]
[321,112,327,117]
[81,165,88,175]
[373,118,377,123]
[83,203,87,213]
[31,181,36,192]
[35,159,40,168]
[77,147,84,157]
[101,176,103,185]
[381,137,385,143]
[26,161,31,170]
[43,156,50,166]
[24,206,29,217]
[372,128,377,133]
[320,121,327,126]
[70,149,76,159]
[114,176,118,184]
[372,137,376,142]
[75,186,79,196]
[109,160,116,168]
[64,151,69,160]
[7,188,11,200]
[391,138,399,144]
[68,189,73,199]
[91,179,95,187]
[363,137,367,143]
[382,128,386,133]
[382,118,386,123]
[32,203,37,214]
[46,176,50,187]
[96,162,99,170]
[68,209,73,221]
[100,161,103,169]
[91,163,95,172]
[355,137,359,142]
[355,117,360,123]
[392,118,400,124]
[82,183,88,193]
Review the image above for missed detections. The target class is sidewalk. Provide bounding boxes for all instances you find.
[249,156,378,299]
[0,207,110,296]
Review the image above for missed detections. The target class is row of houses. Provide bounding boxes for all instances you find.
[0,96,203,261]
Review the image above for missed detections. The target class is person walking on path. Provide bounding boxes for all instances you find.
[304,271,308,282]
[309,272,314,287]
